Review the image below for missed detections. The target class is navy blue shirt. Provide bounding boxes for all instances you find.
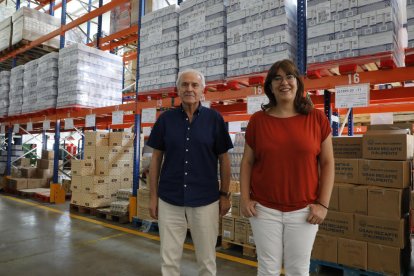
[147,104,233,207]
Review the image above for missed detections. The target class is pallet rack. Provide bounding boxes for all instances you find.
[0,0,413,207]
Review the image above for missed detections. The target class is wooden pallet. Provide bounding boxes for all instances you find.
[310,260,384,276]
[96,208,129,224]
[69,204,102,216]
[221,240,256,259]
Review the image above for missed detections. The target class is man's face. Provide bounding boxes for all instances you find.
[177,72,204,106]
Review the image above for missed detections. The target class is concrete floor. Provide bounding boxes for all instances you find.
[0,194,257,276]
[0,193,413,276]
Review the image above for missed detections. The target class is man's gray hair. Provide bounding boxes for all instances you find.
[176,69,206,88]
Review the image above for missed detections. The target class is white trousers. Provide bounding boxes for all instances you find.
[249,204,318,276]
[158,198,219,276]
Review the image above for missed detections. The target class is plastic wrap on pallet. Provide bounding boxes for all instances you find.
[110,200,130,214]
[35,52,59,112]
[21,59,38,114]
[178,0,227,82]
[138,5,179,92]
[307,0,405,67]
[11,7,60,48]
[8,65,24,116]
[0,71,10,117]
[57,43,123,109]
[0,3,15,22]
[407,0,414,48]
[116,188,133,201]
[0,17,11,52]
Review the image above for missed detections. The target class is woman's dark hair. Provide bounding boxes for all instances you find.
[262,59,313,114]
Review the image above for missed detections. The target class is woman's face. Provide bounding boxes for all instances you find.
[271,68,297,104]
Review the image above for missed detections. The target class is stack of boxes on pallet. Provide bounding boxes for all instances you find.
[307,0,405,66]
[7,149,55,190]
[8,65,24,116]
[0,144,25,174]
[137,187,152,221]
[0,71,10,117]
[138,5,179,92]
[21,59,38,114]
[313,132,411,275]
[0,4,16,51]
[179,0,227,82]
[35,52,59,112]
[110,188,133,215]
[407,0,414,48]
[57,43,123,109]
[226,0,297,77]
[71,131,134,208]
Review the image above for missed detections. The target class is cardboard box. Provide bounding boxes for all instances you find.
[329,184,339,211]
[38,159,57,170]
[71,191,85,206]
[83,145,96,161]
[362,134,413,160]
[109,132,134,146]
[338,238,367,270]
[358,160,410,188]
[37,169,52,179]
[319,211,354,238]
[311,234,338,263]
[234,217,248,244]
[71,160,95,176]
[83,193,110,208]
[368,243,404,276]
[231,193,240,217]
[354,214,406,248]
[96,146,110,161]
[70,175,83,191]
[332,136,363,158]
[338,184,367,214]
[246,220,254,246]
[20,158,31,167]
[137,205,153,221]
[222,215,235,241]
[85,131,109,146]
[335,159,359,184]
[137,188,150,207]
[8,178,28,190]
[367,187,410,219]
[27,178,44,189]
[82,176,108,195]
[95,160,109,176]
[20,167,37,178]
[42,150,54,160]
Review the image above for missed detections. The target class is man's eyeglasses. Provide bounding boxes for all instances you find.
[273,74,296,83]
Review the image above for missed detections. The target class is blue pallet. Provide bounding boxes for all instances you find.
[310,260,385,276]
[132,216,159,233]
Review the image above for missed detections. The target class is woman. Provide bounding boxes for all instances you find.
[240,59,334,276]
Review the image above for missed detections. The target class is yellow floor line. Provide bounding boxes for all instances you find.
[1,194,258,268]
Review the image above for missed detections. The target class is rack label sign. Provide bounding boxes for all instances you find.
[43,120,50,130]
[86,114,96,127]
[142,108,157,123]
[65,118,74,130]
[335,83,370,108]
[112,111,124,125]
[0,125,4,134]
[13,124,19,134]
[247,95,267,114]
[27,122,33,132]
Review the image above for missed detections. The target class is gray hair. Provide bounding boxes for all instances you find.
[176,69,206,88]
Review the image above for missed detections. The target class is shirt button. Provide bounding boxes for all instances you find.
[185,172,187,175]
[184,185,187,188]
[185,161,188,164]
[186,118,189,121]
[186,138,189,141]
[186,149,188,152]
[188,127,190,130]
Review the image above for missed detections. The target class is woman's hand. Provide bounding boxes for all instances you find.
[307,203,328,225]
[241,198,258,217]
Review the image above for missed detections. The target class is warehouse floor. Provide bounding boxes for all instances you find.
[0,193,412,276]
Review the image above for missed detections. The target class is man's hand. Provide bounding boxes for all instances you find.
[219,197,231,216]
[149,196,158,220]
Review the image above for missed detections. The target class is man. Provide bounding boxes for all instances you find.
[147,69,233,276]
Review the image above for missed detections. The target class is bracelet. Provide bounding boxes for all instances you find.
[315,201,329,210]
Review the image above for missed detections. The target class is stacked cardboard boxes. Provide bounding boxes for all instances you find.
[71,131,134,208]
[0,71,10,117]
[8,65,24,116]
[313,133,411,275]
[21,59,38,114]
[307,0,405,67]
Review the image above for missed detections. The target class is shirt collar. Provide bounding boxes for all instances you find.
[180,102,203,116]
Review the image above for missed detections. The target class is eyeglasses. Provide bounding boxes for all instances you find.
[273,74,296,83]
